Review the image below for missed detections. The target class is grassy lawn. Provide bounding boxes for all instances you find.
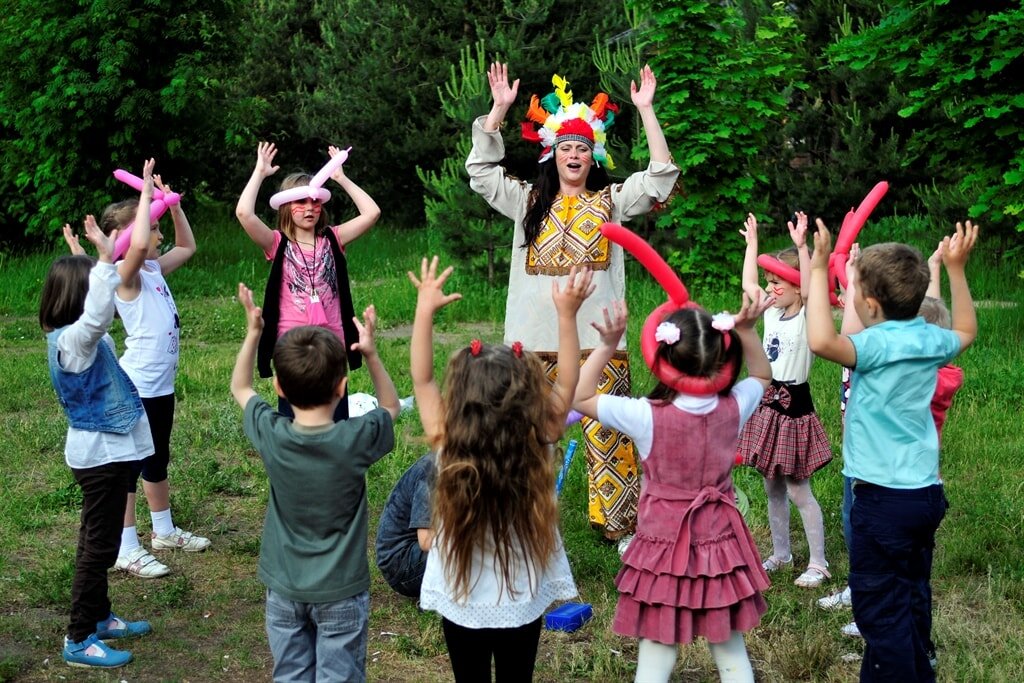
[0,211,1022,682]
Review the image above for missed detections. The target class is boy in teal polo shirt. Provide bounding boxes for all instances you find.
[806,221,978,682]
[231,283,400,683]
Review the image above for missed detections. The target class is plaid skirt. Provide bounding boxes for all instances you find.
[738,381,832,480]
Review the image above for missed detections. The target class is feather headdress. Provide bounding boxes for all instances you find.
[521,74,618,170]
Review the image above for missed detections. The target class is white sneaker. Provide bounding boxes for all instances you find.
[617,534,635,557]
[818,585,853,610]
[114,547,170,579]
[151,527,211,552]
[840,621,862,638]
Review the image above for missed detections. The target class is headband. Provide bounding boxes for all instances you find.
[111,169,181,261]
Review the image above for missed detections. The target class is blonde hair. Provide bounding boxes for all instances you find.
[432,343,559,603]
[276,173,328,242]
[99,199,139,235]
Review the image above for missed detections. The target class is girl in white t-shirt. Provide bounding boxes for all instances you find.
[737,213,833,589]
[235,142,380,421]
[409,257,592,682]
[65,167,207,579]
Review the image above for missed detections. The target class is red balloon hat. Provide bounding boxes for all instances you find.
[600,222,738,395]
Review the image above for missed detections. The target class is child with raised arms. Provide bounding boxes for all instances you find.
[410,256,592,682]
[42,161,158,668]
[235,142,380,420]
[573,294,773,683]
[737,212,833,588]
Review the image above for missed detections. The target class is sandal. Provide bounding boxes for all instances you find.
[761,554,793,572]
[794,563,831,588]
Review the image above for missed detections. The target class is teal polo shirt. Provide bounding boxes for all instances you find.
[844,317,960,488]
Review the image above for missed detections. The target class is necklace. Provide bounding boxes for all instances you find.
[297,237,319,303]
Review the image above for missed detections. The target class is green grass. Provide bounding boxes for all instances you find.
[0,208,1022,681]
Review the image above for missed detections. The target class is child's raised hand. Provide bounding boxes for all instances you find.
[328,145,348,183]
[255,142,280,178]
[140,158,156,194]
[153,174,180,198]
[350,304,379,357]
[487,62,518,108]
[788,211,808,248]
[83,215,116,263]
[942,221,979,270]
[552,265,595,317]
[63,223,86,256]
[408,256,462,314]
[811,218,832,269]
[733,290,774,330]
[237,283,264,335]
[591,300,628,348]
[630,64,657,108]
[739,213,758,245]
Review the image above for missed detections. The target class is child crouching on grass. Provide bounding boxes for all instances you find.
[807,220,978,682]
[231,284,400,682]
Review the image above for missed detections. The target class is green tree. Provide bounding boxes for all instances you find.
[832,1,1024,235]
[0,0,244,246]
[628,0,805,285]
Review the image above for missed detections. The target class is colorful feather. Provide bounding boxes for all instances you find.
[541,92,561,115]
[552,74,573,109]
[591,92,609,118]
[526,95,549,125]
[521,122,542,143]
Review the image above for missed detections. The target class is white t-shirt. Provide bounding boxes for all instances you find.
[117,260,180,397]
[596,378,765,459]
[762,306,813,384]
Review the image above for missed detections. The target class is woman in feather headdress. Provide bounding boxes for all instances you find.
[465,62,679,548]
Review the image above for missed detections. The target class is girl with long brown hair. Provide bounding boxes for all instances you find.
[409,256,593,682]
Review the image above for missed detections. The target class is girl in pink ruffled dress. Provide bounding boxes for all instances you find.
[573,296,773,683]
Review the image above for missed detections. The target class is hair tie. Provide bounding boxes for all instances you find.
[469,339,482,356]
[511,341,523,358]
[654,321,680,345]
[710,312,735,350]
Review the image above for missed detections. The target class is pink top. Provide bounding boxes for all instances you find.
[931,363,964,441]
[264,229,346,344]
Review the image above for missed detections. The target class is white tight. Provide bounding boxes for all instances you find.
[763,475,826,567]
[635,633,754,683]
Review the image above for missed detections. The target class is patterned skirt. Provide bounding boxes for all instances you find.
[739,381,832,480]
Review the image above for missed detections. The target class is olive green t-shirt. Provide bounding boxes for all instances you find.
[244,396,395,603]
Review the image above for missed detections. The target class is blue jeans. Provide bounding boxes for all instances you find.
[265,588,369,683]
[849,483,945,682]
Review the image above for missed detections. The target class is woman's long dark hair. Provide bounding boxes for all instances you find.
[521,159,610,247]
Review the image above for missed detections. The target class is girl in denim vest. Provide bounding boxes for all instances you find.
[40,161,157,669]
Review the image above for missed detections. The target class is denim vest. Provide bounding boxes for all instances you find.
[47,328,143,434]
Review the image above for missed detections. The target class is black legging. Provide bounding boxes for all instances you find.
[441,617,542,682]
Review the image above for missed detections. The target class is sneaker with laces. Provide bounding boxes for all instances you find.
[114,547,170,578]
[63,634,132,668]
[95,612,152,640]
[617,534,635,557]
[840,621,862,638]
[817,585,853,610]
[151,527,211,552]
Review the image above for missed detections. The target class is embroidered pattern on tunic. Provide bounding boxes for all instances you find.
[526,189,613,275]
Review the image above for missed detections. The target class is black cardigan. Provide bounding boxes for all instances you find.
[256,229,362,378]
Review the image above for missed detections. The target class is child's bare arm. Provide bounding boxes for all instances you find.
[408,257,462,440]
[231,283,263,408]
[116,158,157,297]
[63,224,86,256]
[235,142,278,253]
[807,220,857,366]
[329,146,382,247]
[732,293,773,389]
[942,221,978,350]
[840,243,865,335]
[350,305,400,420]
[740,213,763,304]
[154,175,196,275]
[573,301,626,420]
[788,211,811,297]
[927,241,944,299]
[546,267,595,440]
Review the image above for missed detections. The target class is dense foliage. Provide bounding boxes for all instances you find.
[1,1,1020,259]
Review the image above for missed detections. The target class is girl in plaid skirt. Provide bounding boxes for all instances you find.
[737,213,833,589]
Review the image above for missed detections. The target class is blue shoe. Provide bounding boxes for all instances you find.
[96,612,152,640]
[63,633,133,668]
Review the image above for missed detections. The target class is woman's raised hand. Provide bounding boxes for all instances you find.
[487,62,519,108]
[630,64,657,108]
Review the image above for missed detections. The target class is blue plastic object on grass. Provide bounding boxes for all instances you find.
[545,602,593,632]
[555,439,578,497]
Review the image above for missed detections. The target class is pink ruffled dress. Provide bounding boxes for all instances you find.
[614,397,770,645]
